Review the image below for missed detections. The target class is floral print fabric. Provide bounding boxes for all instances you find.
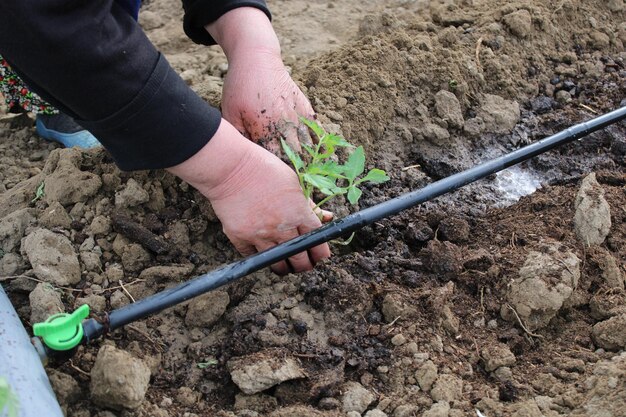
[0,55,57,115]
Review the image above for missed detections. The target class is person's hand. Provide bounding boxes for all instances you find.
[206,7,314,155]
[167,120,331,274]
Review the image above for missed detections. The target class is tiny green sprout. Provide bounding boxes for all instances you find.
[31,181,45,204]
[0,377,20,417]
[197,359,218,369]
[281,117,389,213]
[448,79,458,90]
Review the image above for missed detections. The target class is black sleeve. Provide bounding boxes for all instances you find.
[182,0,271,45]
[0,0,221,171]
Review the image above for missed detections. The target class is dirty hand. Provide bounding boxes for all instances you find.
[206,7,314,155]
[167,120,331,275]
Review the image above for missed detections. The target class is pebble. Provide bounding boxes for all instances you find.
[391,334,407,346]
[555,90,572,103]
[90,345,151,410]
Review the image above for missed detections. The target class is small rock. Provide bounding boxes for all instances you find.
[29,283,64,323]
[482,343,516,372]
[326,110,344,122]
[592,314,626,350]
[80,251,102,273]
[335,97,348,108]
[110,290,130,309]
[393,405,420,417]
[89,215,112,236]
[478,94,520,134]
[0,209,34,253]
[530,96,555,114]
[139,10,164,30]
[346,412,361,417]
[416,360,438,392]
[176,386,200,407]
[43,150,102,205]
[423,401,450,417]
[422,123,450,144]
[228,352,305,395]
[493,366,513,382]
[49,370,81,406]
[90,345,151,410]
[587,30,610,50]
[382,293,416,323]
[441,305,460,335]
[608,0,624,11]
[463,117,485,137]
[0,253,24,277]
[342,381,375,413]
[22,228,81,286]
[434,90,464,129]
[599,252,625,290]
[75,294,107,313]
[115,179,150,209]
[185,290,230,328]
[574,173,611,246]
[555,90,572,103]
[120,243,151,273]
[318,397,341,410]
[39,202,72,229]
[503,10,532,38]
[391,334,407,346]
[501,243,580,330]
[431,374,463,402]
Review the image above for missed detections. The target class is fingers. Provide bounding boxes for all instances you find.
[254,240,292,276]
[298,213,332,265]
[310,200,334,223]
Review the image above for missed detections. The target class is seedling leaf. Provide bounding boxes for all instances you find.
[299,117,326,139]
[358,169,390,184]
[197,359,218,369]
[347,186,363,204]
[344,146,366,181]
[281,139,304,171]
[303,174,340,195]
[283,118,389,212]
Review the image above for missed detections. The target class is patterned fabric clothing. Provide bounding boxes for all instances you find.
[0,55,58,115]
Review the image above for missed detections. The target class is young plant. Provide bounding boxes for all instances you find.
[281,118,389,212]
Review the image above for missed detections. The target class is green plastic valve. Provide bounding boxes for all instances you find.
[33,304,90,351]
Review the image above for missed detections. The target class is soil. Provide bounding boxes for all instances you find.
[1,1,625,416]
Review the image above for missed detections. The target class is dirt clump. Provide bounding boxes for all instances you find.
[90,345,151,410]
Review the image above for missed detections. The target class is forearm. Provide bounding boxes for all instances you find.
[0,0,220,171]
[205,7,281,61]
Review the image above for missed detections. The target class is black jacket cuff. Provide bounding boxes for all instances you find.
[182,0,271,45]
[78,54,221,171]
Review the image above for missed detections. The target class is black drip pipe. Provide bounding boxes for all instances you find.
[82,106,626,343]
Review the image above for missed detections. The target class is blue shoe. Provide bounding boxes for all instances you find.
[36,113,101,149]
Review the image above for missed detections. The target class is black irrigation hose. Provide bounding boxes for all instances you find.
[81,105,626,345]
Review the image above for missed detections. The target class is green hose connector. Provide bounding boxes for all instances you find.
[33,305,90,351]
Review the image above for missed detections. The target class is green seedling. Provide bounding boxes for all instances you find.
[31,181,45,204]
[197,359,218,369]
[281,118,389,212]
[0,377,19,417]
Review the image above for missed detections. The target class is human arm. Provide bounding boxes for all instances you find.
[0,0,330,271]
[203,7,315,154]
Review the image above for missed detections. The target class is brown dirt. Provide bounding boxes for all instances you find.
[1,0,625,416]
